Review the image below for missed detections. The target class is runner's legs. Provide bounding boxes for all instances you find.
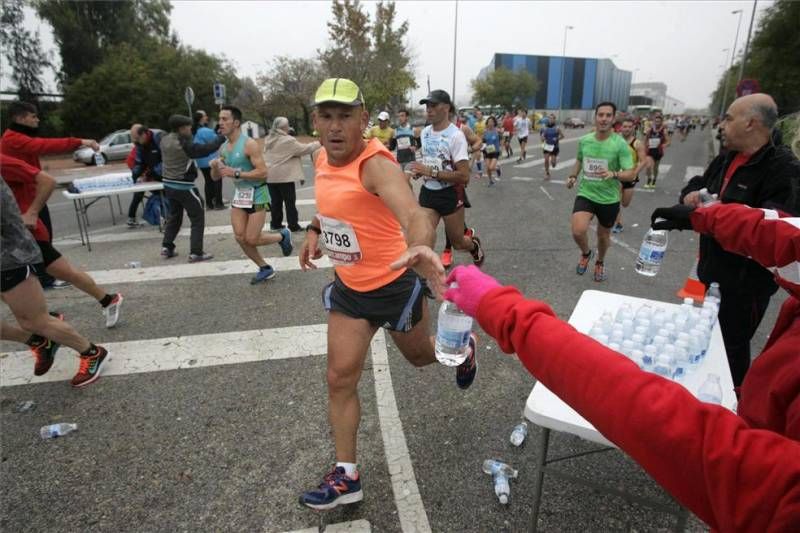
[571,211,593,255]
[46,256,106,301]
[231,208,267,268]
[596,223,612,262]
[388,298,436,367]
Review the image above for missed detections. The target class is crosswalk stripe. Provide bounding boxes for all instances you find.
[684,166,705,182]
[85,255,332,285]
[512,157,544,169]
[657,164,672,176]
[54,221,312,246]
[0,324,329,387]
[296,199,316,206]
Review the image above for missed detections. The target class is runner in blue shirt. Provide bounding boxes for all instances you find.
[540,115,564,180]
[482,116,502,186]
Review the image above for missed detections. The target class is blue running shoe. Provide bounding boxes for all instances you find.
[299,466,363,510]
[251,265,276,285]
[456,333,478,389]
[278,228,293,257]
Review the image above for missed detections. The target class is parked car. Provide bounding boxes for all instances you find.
[73,129,134,165]
[564,117,586,129]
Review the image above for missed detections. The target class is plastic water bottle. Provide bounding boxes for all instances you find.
[435,296,473,366]
[482,459,518,505]
[697,374,723,404]
[653,354,675,378]
[642,345,657,368]
[705,282,721,310]
[635,226,668,276]
[509,422,528,447]
[698,188,719,207]
[40,423,78,440]
[94,151,105,167]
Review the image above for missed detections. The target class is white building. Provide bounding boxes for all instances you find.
[629,82,685,115]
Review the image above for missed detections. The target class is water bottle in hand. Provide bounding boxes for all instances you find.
[509,422,528,447]
[94,151,105,166]
[435,295,473,367]
[635,226,668,276]
[40,423,78,440]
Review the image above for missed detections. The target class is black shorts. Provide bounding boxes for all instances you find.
[483,151,499,159]
[36,241,62,268]
[1,264,36,293]
[234,203,270,215]
[419,185,467,217]
[518,136,528,144]
[573,196,620,229]
[543,146,560,156]
[621,176,640,190]
[647,149,663,161]
[322,269,426,332]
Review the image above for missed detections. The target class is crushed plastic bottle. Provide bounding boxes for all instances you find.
[40,423,78,440]
[482,459,518,504]
[509,422,528,447]
[16,400,36,413]
[125,261,142,268]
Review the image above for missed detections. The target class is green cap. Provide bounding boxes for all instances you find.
[314,78,365,107]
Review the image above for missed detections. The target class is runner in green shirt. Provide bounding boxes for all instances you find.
[566,102,635,282]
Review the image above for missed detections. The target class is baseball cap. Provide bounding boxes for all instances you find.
[419,90,452,106]
[314,78,365,107]
[377,111,390,121]
[168,114,192,130]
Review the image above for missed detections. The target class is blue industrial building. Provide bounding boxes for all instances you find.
[481,53,632,112]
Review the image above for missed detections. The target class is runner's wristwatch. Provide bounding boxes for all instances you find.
[234,169,241,179]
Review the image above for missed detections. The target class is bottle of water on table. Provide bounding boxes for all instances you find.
[697,374,723,404]
[635,225,668,276]
[435,293,473,367]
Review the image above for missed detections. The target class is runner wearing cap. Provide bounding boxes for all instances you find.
[365,111,394,149]
[298,78,478,510]
[409,89,486,270]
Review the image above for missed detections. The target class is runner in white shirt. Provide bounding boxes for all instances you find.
[513,108,531,162]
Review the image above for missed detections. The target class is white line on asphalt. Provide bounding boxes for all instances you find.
[539,186,554,200]
[296,199,316,206]
[370,331,432,533]
[546,158,576,172]
[657,164,672,176]
[496,136,580,167]
[0,324,329,387]
[589,224,639,257]
[512,157,544,169]
[511,176,534,182]
[549,180,566,185]
[54,222,312,246]
[84,255,332,285]
[279,520,372,533]
[684,166,705,182]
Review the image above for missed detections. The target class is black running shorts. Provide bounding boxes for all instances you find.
[572,196,620,229]
[1,264,36,293]
[322,269,426,332]
[419,184,467,217]
[36,241,62,268]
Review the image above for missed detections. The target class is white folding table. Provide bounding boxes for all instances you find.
[524,289,734,532]
[62,178,165,251]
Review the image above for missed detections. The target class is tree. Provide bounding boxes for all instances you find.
[0,0,52,101]
[232,77,270,129]
[318,0,416,112]
[34,0,172,87]
[59,42,241,138]
[470,68,539,111]
[258,56,325,134]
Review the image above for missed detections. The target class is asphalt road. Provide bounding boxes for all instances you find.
[1,127,786,532]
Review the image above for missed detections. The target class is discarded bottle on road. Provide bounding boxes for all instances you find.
[482,459,518,505]
[635,225,669,277]
[40,423,78,440]
[93,152,106,167]
[697,374,723,404]
[16,400,36,413]
[125,261,142,268]
[435,288,473,366]
[509,421,528,447]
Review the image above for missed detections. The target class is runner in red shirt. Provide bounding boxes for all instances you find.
[501,110,515,158]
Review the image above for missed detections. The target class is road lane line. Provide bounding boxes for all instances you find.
[370,331,432,532]
[539,186,554,200]
[1,324,329,387]
[83,255,332,285]
[511,176,534,182]
[589,224,638,256]
[278,520,372,533]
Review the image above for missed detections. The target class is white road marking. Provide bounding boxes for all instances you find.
[539,186,554,200]
[279,520,371,533]
[546,158,576,172]
[513,157,544,169]
[0,324,329,387]
[684,166,705,182]
[84,255,332,285]
[511,176,534,182]
[589,224,639,256]
[370,331,432,533]
[296,199,316,206]
[657,163,672,176]
[54,222,312,246]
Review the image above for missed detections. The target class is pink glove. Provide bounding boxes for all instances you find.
[444,265,502,317]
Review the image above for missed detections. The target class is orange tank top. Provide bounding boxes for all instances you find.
[315,138,407,292]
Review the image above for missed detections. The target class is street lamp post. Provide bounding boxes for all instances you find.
[737,0,758,83]
[719,9,743,117]
[452,0,458,103]
[557,25,574,122]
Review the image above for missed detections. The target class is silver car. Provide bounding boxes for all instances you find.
[73,129,134,165]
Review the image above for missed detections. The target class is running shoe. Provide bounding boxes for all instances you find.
[103,293,123,328]
[299,466,363,510]
[188,252,214,263]
[593,261,607,282]
[30,312,64,376]
[161,247,178,259]
[456,333,478,389]
[127,218,143,228]
[251,265,276,285]
[464,227,476,239]
[488,180,496,187]
[496,167,501,177]
[51,280,72,290]
[441,248,453,269]
[576,250,593,275]
[71,346,109,388]
[611,223,624,234]
[470,236,485,267]
[278,228,293,257]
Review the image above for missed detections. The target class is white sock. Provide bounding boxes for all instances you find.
[336,462,357,476]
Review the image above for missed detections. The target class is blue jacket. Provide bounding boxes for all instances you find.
[194,126,218,168]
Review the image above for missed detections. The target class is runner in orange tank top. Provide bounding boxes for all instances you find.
[297,78,479,511]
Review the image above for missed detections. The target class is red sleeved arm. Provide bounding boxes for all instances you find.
[0,153,39,184]
[691,203,800,267]
[3,133,82,156]
[476,287,800,531]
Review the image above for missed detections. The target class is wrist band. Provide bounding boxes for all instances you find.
[306,224,321,235]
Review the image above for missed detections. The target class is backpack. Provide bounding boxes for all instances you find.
[143,193,169,226]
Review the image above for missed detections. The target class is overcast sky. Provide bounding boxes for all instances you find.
[14,0,771,110]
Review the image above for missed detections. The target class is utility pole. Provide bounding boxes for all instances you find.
[737,0,758,83]
[557,25,574,122]
[719,10,743,117]
[452,0,458,103]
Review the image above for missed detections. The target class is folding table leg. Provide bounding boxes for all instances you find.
[72,199,86,246]
[79,199,93,251]
[107,196,116,225]
[117,195,123,216]
[528,427,551,533]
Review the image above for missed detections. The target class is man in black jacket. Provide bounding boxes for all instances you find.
[128,124,163,227]
[680,93,799,386]
[158,115,225,262]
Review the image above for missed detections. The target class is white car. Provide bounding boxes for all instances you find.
[73,129,134,165]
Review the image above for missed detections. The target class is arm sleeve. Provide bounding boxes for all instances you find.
[690,203,800,267]
[0,154,40,184]
[4,134,82,155]
[291,139,320,157]
[450,130,469,163]
[131,145,145,180]
[180,135,225,158]
[476,286,800,531]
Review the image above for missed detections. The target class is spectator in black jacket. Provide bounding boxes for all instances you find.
[680,93,799,386]
[128,124,163,227]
